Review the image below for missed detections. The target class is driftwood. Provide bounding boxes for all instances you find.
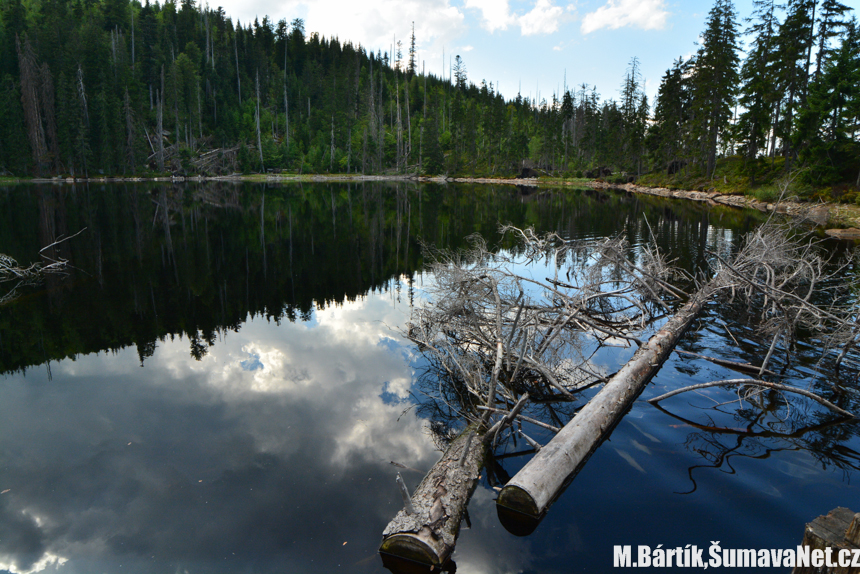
[476,406,561,433]
[389,225,682,548]
[496,281,718,532]
[648,378,855,418]
[379,424,487,571]
[495,217,860,533]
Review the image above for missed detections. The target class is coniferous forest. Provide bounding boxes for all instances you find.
[0,0,858,190]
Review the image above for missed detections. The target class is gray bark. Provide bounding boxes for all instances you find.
[497,280,718,526]
[380,424,487,569]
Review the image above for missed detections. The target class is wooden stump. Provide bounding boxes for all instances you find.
[379,424,488,572]
[793,507,860,574]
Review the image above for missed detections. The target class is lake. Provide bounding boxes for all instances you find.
[0,181,858,573]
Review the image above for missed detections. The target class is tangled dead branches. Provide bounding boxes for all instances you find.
[410,219,858,452]
[408,225,681,436]
[709,220,859,374]
[0,230,83,305]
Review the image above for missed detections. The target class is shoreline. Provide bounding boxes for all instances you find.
[8,173,860,237]
[583,180,860,237]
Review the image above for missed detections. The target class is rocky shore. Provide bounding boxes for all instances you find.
[584,180,860,239]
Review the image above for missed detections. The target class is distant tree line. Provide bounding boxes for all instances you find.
[0,0,857,186]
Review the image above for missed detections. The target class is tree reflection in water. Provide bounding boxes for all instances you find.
[652,399,859,494]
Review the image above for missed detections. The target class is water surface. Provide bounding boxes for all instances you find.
[1,182,857,574]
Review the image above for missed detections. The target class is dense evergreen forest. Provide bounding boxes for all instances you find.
[0,0,857,189]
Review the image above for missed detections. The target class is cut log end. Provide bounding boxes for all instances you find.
[379,534,442,570]
[380,424,487,571]
[380,552,446,574]
[496,485,542,536]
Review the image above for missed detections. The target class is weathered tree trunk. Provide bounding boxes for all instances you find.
[234,35,241,105]
[255,71,264,172]
[284,83,289,147]
[793,507,860,574]
[16,34,48,173]
[124,89,135,173]
[497,280,718,532]
[379,423,487,571]
[156,90,164,171]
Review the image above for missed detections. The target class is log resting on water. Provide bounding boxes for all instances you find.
[379,423,488,571]
[497,281,718,533]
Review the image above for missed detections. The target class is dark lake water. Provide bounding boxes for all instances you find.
[1,182,858,574]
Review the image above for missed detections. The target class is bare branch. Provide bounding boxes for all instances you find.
[648,379,854,418]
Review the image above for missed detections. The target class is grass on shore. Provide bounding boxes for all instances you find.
[637,156,860,204]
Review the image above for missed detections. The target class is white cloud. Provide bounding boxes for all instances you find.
[464,0,517,32]
[519,0,564,36]
[218,0,467,76]
[461,44,475,52]
[0,552,68,574]
[519,0,565,35]
[580,0,670,34]
[465,0,568,36]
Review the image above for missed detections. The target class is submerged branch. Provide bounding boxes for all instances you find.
[648,379,854,419]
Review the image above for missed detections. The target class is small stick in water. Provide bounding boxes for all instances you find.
[395,472,416,515]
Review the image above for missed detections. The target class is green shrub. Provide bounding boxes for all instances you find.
[751,185,780,202]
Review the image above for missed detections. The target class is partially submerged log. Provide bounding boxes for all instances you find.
[497,281,718,534]
[379,423,488,572]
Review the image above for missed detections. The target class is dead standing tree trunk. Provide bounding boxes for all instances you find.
[255,71,264,173]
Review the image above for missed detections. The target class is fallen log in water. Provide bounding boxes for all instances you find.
[379,423,488,573]
[496,281,718,534]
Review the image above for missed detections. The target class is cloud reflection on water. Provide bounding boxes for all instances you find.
[0,288,530,574]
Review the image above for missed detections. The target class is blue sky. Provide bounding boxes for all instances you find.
[214,0,859,105]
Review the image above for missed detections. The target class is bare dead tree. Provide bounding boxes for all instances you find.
[406,225,684,446]
[124,89,135,173]
[16,34,48,173]
[256,70,264,172]
[38,62,59,171]
[0,230,85,306]
[383,210,858,567]
[157,66,164,172]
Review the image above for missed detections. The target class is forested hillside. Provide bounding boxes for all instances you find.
[0,0,857,189]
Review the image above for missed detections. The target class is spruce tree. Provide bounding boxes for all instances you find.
[814,0,853,78]
[736,0,781,180]
[649,57,692,173]
[407,22,417,78]
[772,0,815,166]
[797,18,860,184]
[690,0,740,179]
